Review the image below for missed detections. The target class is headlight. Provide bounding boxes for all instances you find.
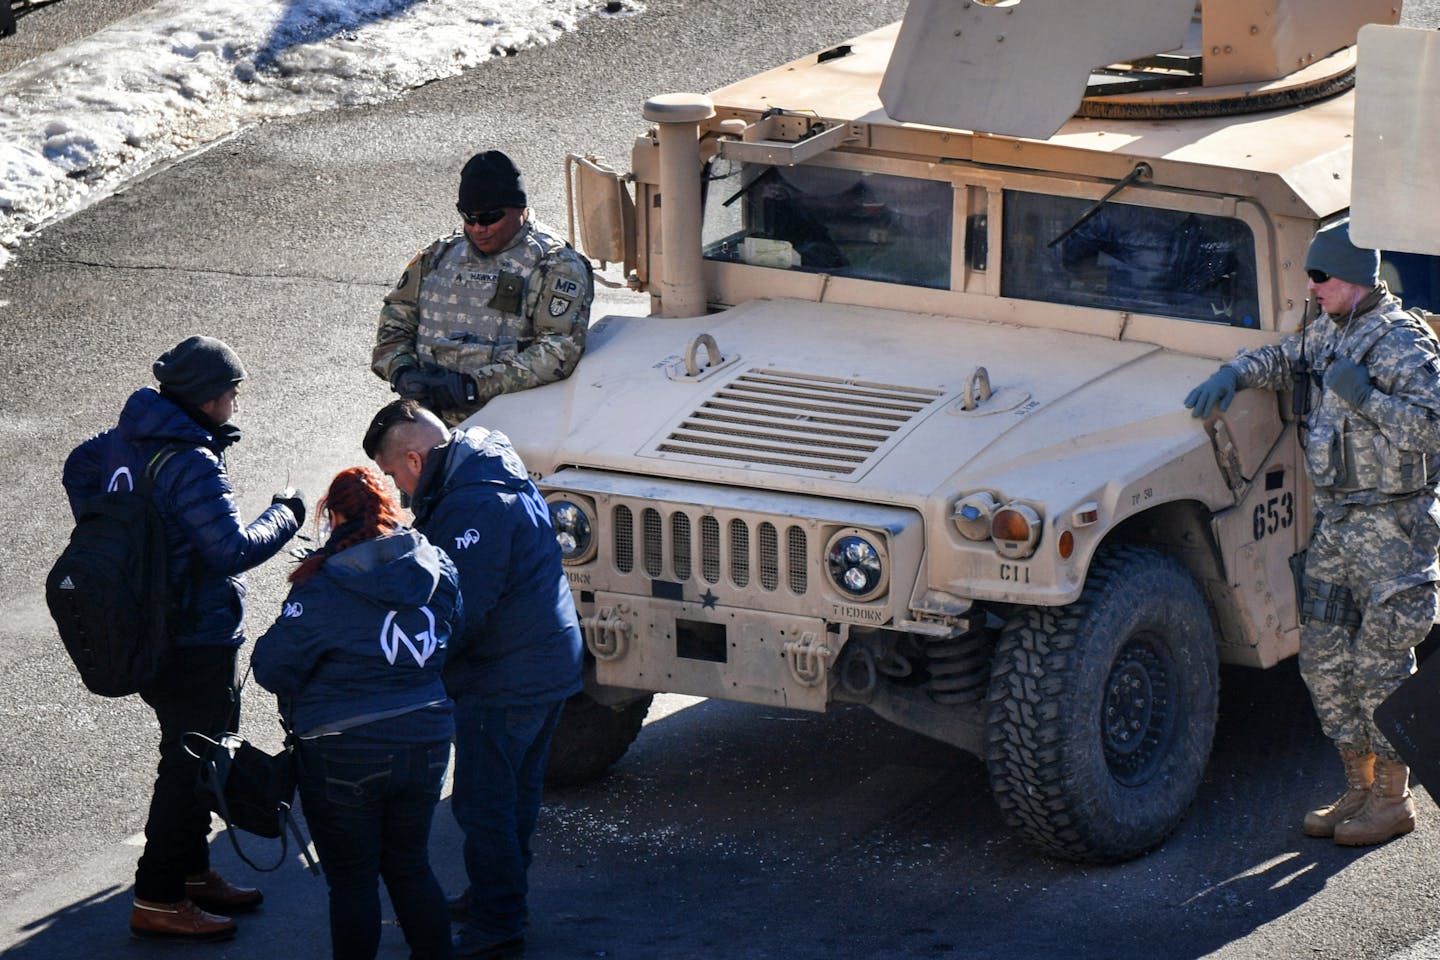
[952,491,998,541]
[547,497,595,564]
[991,503,1042,559]
[825,529,888,602]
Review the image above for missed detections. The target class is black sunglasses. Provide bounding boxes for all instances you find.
[457,206,508,227]
[1307,269,1331,284]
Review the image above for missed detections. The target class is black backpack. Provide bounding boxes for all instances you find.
[46,445,183,697]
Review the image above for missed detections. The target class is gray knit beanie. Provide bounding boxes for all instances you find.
[153,335,247,404]
[1304,219,1380,287]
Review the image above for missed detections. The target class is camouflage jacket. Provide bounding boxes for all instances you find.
[371,218,593,423]
[1224,285,1440,514]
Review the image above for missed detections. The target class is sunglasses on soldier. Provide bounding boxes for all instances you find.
[1307,269,1331,284]
[457,206,508,227]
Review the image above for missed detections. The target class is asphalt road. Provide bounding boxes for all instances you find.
[4,2,1440,958]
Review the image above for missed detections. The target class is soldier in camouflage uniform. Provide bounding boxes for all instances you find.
[372,151,593,426]
[1186,218,1440,846]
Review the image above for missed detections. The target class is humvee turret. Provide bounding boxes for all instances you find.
[479,0,1440,861]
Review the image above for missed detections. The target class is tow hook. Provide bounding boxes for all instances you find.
[783,631,833,687]
[582,604,633,660]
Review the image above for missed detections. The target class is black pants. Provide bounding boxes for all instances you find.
[134,645,239,903]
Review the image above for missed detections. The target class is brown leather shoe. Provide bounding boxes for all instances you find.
[184,869,264,914]
[130,898,236,942]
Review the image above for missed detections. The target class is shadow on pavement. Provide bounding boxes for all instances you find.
[0,662,1408,959]
[250,0,423,72]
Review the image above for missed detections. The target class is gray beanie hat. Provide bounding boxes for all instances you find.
[457,150,527,213]
[153,335,247,404]
[1305,219,1380,287]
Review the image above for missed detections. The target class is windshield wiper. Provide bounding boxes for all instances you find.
[1047,162,1153,249]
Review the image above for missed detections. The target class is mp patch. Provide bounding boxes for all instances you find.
[552,276,582,298]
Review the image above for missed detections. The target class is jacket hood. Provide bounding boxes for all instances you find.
[116,387,230,451]
[440,427,530,492]
[320,528,444,607]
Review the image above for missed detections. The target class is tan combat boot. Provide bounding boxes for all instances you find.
[1303,750,1375,838]
[1333,757,1417,846]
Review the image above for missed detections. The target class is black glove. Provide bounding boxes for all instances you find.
[272,487,307,527]
[391,366,433,401]
[429,371,479,411]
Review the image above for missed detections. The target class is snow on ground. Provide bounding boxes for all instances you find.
[0,0,642,270]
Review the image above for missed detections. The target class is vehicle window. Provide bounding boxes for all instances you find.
[701,161,953,289]
[1000,191,1261,328]
[1382,251,1440,314]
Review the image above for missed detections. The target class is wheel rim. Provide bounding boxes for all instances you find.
[1102,635,1175,786]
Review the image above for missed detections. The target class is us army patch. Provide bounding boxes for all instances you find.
[552,277,582,298]
[548,295,573,317]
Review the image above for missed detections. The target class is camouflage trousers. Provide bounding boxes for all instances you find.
[1299,495,1440,760]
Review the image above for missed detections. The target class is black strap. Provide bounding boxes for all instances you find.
[181,730,320,877]
[137,443,184,497]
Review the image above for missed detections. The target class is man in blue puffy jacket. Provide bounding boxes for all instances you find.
[364,398,582,960]
[62,336,303,943]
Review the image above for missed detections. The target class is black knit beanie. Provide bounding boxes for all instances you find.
[457,150,528,212]
[153,335,247,404]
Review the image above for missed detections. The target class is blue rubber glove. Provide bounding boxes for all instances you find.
[1325,357,1374,408]
[1184,366,1239,418]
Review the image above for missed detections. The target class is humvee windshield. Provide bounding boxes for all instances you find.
[700,159,1440,324]
[1001,192,1261,328]
[701,160,953,289]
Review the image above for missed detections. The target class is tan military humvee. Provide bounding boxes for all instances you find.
[477,0,1440,861]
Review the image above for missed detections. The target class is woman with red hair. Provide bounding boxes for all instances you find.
[253,466,461,960]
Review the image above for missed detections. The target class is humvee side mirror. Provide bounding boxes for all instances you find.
[565,153,636,273]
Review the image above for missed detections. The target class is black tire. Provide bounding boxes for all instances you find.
[985,545,1219,862]
[544,690,653,788]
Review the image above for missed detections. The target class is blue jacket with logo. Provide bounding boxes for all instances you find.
[62,387,297,648]
[408,428,583,705]
[252,528,460,742]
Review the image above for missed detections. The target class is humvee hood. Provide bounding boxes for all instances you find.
[479,298,1220,502]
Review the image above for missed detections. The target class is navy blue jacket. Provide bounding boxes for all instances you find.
[252,528,460,742]
[409,428,583,705]
[62,387,297,648]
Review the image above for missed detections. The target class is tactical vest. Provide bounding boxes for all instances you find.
[414,222,572,373]
[1304,308,1440,497]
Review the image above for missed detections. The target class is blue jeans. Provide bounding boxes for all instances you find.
[451,698,564,947]
[298,738,452,960]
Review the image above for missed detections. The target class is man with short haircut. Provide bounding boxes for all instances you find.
[364,398,582,959]
[1185,219,1440,846]
[63,335,304,942]
[371,150,593,425]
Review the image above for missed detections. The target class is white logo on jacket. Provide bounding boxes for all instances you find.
[380,606,439,667]
[107,467,133,492]
[282,601,304,618]
[454,529,481,550]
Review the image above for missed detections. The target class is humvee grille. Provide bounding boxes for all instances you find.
[611,502,808,595]
[653,369,945,479]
